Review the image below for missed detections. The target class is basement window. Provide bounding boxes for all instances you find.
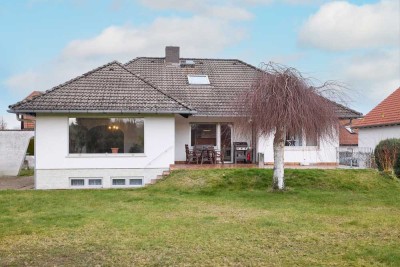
[70,179,85,187]
[129,179,143,186]
[111,177,144,187]
[70,177,103,188]
[187,75,210,85]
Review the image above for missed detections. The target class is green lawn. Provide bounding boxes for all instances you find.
[1,169,399,266]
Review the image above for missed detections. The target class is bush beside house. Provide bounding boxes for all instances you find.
[374,138,400,178]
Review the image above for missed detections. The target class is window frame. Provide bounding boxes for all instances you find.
[67,117,145,156]
[111,177,144,188]
[69,177,103,188]
[190,123,218,148]
[285,132,320,149]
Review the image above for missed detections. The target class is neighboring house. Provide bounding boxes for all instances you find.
[8,46,361,189]
[21,91,42,130]
[339,119,358,147]
[354,87,400,150]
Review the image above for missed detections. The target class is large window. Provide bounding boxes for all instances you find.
[285,133,302,146]
[191,124,217,146]
[285,132,319,147]
[69,118,144,154]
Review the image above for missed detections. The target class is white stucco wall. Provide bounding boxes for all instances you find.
[35,114,175,189]
[358,125,400,150]
[258,133,339,164]
[0,130,34,176]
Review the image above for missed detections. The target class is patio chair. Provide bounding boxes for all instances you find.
[185,144,200,164]
[215,145,225,164]
[201,146,215,165]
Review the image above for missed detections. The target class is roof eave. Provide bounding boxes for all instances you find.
[353,122,400,129]
[338,114,363,119]
[8,109,197,115]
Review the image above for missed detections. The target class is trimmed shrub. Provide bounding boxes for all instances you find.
[374,138,400,178]
[395,152,400,178]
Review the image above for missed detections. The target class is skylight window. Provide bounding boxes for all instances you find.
[187,75,210,85]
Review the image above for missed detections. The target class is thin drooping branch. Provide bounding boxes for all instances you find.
[237,62,342,143]
[234,62,346,190]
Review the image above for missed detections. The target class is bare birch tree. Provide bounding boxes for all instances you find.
[237,62,341,190]
[0,116,7,130]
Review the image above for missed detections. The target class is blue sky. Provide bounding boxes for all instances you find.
[1,0,399,128]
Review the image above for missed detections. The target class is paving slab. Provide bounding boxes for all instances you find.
[0,176,34,190]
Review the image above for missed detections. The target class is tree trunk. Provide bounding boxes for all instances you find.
[273,126,285,190]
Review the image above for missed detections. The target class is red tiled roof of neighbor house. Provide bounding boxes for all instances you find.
[25,91,43,100]
[353,87,400,128]
[339,119,358,146]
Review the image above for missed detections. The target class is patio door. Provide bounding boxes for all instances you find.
[220,124,233,162]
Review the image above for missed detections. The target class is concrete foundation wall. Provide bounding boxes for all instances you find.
[0,131,34,176]
[36,168,167,189]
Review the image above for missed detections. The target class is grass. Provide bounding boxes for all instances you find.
[18,168,34,176]
[1,169,399,266]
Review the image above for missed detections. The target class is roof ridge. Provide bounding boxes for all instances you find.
[331,100,363,117]
[365,87,400,116]
[9,61,121,109]
[355,87,400,127]
[116,62,195,112]
[124,57,251,64]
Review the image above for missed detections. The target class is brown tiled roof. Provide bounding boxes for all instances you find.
[339,119,358,146]
[9,56,362,118]
[125,57,257,117]
[125,57,362,118]
[9,61,195,115]
[353,87,400,128]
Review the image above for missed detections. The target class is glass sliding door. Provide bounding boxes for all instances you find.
[220,124,232,162]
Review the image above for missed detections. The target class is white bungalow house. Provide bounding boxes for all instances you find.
[8,46,361,189]
[353,87,400,150]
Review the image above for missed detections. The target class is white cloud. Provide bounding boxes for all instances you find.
[62,16,245,61]
[5,15,246,93]
[341,49,400,102]
[207,6,254,20]
[299,0,400,51]
[139,0,325,9]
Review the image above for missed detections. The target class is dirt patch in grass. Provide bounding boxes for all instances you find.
[0,176,34,190]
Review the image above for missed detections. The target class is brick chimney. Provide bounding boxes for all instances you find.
[165,46,180,64]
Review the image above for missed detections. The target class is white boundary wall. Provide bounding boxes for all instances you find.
[35,114,175,189]
[0,130,34,176]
